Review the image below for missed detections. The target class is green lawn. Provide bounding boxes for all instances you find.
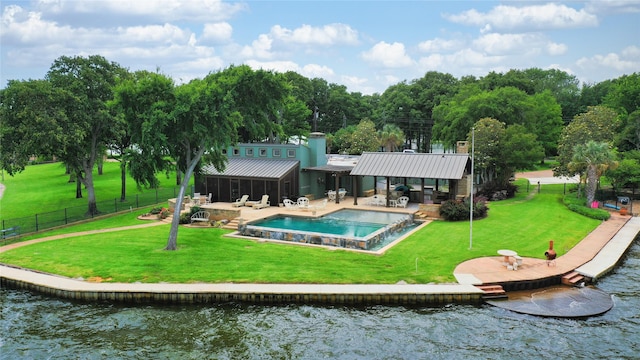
[0,179,601,284]
[1,161,188,220]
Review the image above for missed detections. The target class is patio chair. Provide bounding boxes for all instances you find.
[283,198,298,210]
[396,196,409,208]
[205,193,212,204]
[252,195,270,209]
[232,194,249,207]
[297,197,310,209]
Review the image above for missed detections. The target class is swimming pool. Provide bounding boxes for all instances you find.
[238,209,416,251]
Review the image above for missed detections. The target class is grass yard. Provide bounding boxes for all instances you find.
[0,179,601,284]
[0,161,188,220]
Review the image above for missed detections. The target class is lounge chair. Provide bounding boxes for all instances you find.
[283,198,298,210]
[311,199,328,211]
[232,195,249,207]
[368,194,385,206]
[252,195,270,209]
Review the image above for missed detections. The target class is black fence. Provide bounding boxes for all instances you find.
[1,185,194,236]
[522,181,639,201]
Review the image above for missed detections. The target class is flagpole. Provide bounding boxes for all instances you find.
[469,126,474,250]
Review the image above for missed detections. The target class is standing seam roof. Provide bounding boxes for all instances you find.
[350,152,470,179]
[202,158,299,179]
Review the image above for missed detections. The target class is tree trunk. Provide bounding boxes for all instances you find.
[586,165,597,205]
[176,166,182,186]
[82,161,99,216]
[75,174,83,198]
[166,148,206,250]
[120,160,127,202]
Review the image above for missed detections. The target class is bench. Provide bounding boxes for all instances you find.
[190,211,211,223]
[1,226,20,240]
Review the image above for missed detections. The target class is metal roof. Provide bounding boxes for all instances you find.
[350,152,470,179]
[304,164,354,174]
[202,158,299,180]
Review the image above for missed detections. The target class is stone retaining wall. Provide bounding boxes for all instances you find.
[0,277,483,305]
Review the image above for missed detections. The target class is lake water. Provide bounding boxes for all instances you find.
[1,240,638,359]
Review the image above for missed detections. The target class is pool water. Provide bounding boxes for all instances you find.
[252,216,383,237]
[238,209,416,251]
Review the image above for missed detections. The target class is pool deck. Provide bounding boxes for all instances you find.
[1,195,639,306]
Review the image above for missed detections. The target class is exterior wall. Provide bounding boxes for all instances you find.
[197,134,330,204]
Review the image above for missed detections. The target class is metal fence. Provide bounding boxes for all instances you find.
[1,185,193,236]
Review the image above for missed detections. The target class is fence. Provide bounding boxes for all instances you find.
[1,185,194,235]
[523,180,639,200]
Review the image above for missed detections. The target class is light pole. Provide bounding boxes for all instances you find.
[469,126,474,250]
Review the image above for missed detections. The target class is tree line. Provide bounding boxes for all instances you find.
[1,54,639,249]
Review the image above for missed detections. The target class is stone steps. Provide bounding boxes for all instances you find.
[223,218,240,230]
[561,271,585,286]
[475,284,508,300]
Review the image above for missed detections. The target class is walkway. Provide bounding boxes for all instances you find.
[453,213,637,286]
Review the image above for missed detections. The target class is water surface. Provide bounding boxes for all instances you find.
[2,241,638,359]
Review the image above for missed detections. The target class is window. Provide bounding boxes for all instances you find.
[232,148,240,156]
[287,149,296,158]
[222,149,227,155]
[272,149,281,157]
[246,148,254,156]
[259,148,267,157]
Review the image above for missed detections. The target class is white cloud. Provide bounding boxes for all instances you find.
[200,22,233,44]
[270,23,359,46]
[301,64,335,79]
[446,3,598,32]
[117,23,191,45]
[1,5,75,45]
[470,32,568,57]
[361,41,414,68]
[34,0,247,22]
[417,38,463,53]
[546,42,568,56]
[576,45,640,72]
[244,59,301,74]
[417,48,505,77]
[239,34,274,59]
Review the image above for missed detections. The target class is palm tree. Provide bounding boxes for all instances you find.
[569,141,617,205]
[378,124,405,152]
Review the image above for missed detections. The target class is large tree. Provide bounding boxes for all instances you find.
[570,141,617,205]
[45,55,123,215]
[0,79,68,175]
[555,106,619,177]
[378,124,405,152]
[471,118,544,188]
[161,65,289,250]
[109,70,176,200]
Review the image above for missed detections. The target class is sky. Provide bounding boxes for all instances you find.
[1,0,639,95]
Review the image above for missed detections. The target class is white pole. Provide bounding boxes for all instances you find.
[469,127,474,250]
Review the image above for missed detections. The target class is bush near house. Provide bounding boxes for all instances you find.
[440,196,489,221]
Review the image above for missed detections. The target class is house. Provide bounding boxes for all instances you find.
[195,133,471,207]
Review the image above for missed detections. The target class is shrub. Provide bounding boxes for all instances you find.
[563,195,611,220]
[179,213,191,224]
[477,181,518,201]
[149,207,163,215]
[440,197,489,221]
[157,207,170,220]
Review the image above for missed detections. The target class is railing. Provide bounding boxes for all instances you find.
[1,185,194,235]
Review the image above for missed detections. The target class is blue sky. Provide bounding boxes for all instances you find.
[1,1,638,94]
